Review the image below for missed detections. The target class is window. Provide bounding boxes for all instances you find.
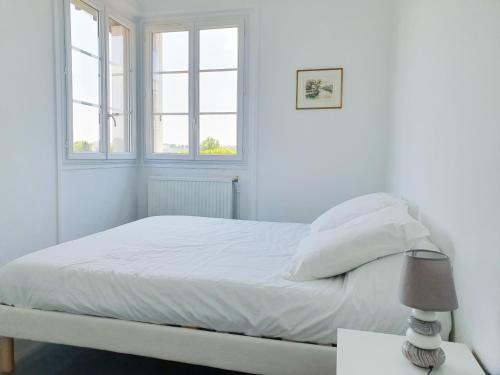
[108,18,132,155]
[145,19,245,161]
[65,0,135,160]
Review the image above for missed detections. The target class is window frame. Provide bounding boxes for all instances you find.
[144,16,246,163]
[63,0,136,161]
[106,14,136,160]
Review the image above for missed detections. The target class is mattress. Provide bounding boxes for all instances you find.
[0,216,451,344]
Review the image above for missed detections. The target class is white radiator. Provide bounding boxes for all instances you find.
[148,177,238,219]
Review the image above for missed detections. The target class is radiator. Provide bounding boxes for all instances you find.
[148,177,238,219]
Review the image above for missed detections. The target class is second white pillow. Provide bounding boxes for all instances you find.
[310,193,407,233]
[285,206,430,281]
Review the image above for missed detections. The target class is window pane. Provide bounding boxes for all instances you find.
[73,103,100,152]
[70,0,99,56]
[153,115,189,154]
[72,50,99,104]
[153,73,188,113]
[70,0,101,156]
[109,19,130,154]
[109,20,127,112]
[109,22,125,72]
[153,31,189,72]
[200,71,237,113]
[110,75,124,111]
[199,114,237,155]
[200,28,238,70]
[109,113,129,153]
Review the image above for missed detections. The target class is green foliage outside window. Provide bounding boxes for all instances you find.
[200,137,236,155]
[73,141,93,152]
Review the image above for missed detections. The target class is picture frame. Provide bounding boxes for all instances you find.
[296,68,343,110]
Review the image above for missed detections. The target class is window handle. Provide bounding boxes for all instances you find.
[108,113,118,127]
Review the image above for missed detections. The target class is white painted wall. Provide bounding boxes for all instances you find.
[389,1,500,373]
[0,1,58,265]
[60,167,138,241]
[256,0,394,223]
[137,0,396,223]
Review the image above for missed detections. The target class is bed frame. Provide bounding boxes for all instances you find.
[0,305,336,375]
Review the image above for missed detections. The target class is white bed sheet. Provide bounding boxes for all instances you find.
[0,216,451,344]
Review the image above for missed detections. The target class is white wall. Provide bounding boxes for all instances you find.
[389,1,500,373]
[137,0,396,223]
[0,1,58,265]
[60,167,138,241]
[256,0,394,222]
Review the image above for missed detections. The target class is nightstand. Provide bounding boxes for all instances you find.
[337,329,485,375]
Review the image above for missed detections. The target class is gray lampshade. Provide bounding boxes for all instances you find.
[399,250,458,312]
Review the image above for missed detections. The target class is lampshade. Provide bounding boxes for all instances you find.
[399,250,458,312]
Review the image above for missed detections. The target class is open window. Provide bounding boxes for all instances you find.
[65,0,135,160]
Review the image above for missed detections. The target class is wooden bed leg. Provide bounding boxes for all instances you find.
[0,337,14,374]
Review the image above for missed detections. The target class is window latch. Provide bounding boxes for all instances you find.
[108,113,118,127]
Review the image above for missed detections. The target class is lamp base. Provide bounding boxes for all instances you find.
[402,309,446,369]
[402,340,446,369]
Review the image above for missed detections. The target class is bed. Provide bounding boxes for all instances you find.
[0,216,451,374]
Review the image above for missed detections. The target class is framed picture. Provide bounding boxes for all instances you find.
[296,68,343,110]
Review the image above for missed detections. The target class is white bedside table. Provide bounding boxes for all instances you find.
[337,329,485,375]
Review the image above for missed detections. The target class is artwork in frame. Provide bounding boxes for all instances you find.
[296,68,343,109]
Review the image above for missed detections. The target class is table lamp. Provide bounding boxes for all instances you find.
[399,250,458,370]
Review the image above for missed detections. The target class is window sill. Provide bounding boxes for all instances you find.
[61,159,248,171]
[141,158,248,170]
[61,159,138,171]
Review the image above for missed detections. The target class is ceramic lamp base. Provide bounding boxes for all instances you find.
[402,309,446,369]
[402,340,446,368]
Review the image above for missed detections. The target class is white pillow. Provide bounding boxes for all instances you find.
[285,206,430,281]
[311,193,407,233]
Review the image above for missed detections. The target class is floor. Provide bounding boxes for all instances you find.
[2,339,244,374]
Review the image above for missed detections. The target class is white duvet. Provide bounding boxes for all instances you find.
[0,216,451,344]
